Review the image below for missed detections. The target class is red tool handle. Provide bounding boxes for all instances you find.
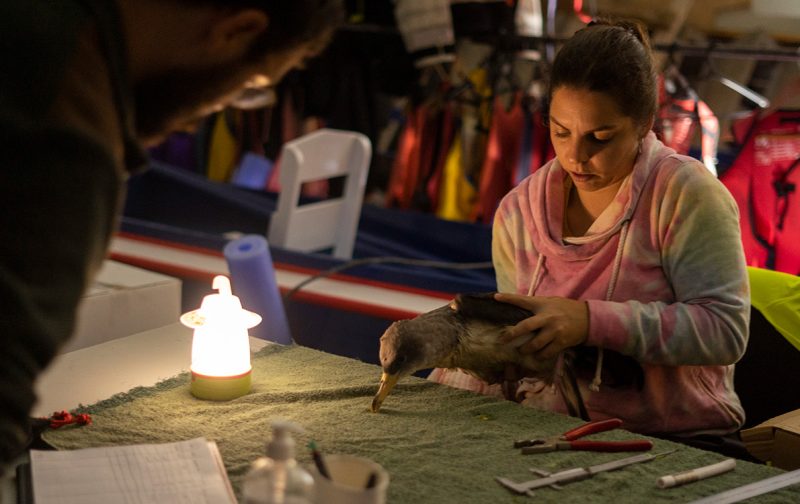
[568,439,653,452]
[562,418,623,440]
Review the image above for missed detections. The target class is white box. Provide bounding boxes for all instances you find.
[33,324,268,418]
[61,261,182,353]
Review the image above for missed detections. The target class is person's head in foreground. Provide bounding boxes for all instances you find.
[121,0,345,144]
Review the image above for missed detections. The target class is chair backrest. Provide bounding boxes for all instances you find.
[267,129,371,259]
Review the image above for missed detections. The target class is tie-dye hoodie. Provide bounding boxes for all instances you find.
[432,132,750,435]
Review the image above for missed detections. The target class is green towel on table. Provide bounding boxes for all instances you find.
[44,344,794,503]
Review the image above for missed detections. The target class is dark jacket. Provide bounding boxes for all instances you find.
[0,0,145,464]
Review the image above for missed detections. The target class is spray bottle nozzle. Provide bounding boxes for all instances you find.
[267,420,306,461]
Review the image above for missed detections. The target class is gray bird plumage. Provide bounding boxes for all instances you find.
[371,293,588,418]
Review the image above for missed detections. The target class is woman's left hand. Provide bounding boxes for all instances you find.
[494,293,589,361]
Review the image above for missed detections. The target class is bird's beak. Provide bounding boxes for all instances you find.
[371,371,400,413]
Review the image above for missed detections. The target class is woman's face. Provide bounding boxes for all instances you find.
[549,86,644,193]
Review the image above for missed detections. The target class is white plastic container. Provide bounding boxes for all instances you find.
[309,453,389,504]
[242,421,314,504]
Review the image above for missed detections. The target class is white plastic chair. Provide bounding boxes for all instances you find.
[267,129,372,259]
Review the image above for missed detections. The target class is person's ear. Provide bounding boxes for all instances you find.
[206,9,269,62]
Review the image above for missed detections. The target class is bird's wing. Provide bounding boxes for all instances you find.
[453,293,533,327]
[454,293,591,419]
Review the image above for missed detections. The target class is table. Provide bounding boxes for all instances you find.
[22,325,800,502]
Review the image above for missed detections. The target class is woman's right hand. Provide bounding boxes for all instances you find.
[494,293,589,361]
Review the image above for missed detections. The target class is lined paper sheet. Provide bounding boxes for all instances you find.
[30,437,235,504]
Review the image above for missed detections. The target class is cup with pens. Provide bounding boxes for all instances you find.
[308,441,389,504]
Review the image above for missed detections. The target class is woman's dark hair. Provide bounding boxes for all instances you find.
[177,0,346,59]
[547,17,657,129]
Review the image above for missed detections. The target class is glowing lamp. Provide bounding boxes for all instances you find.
[180,275,261,400]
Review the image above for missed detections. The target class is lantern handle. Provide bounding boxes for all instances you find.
[212,275,232,296]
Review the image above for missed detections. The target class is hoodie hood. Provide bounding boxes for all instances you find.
[516,131,678,392]
[530,131,675,261]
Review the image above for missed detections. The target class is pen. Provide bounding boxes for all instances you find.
[307,440,331,480]
[657,458,737,488]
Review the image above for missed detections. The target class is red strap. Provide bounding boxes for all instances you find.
[472,93,525,223]
[573,0,593,24]
[562,418,622,440]
[47,410,92,429]
[426,104,455,210]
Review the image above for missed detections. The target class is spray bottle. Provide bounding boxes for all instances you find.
[242,420,314,504]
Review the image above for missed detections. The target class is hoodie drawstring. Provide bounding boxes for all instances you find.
[524,217,629,394]
[527,253,545,297]
[590,219,631,392]
[526,254,567,395]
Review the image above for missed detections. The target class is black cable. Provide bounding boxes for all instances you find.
[283,256,494,300]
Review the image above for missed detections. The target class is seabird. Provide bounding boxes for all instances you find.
[371,292,587,418]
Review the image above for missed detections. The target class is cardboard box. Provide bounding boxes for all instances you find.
[740,409,800,470]
[61,261,182,353]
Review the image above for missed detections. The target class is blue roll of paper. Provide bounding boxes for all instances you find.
[223,234,292,345]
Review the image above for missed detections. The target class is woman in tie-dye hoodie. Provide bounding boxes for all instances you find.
[429,18,749,436]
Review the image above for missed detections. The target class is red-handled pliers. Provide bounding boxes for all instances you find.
[514,418,653,454]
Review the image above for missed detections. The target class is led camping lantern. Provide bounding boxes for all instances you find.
[180,275,261,400]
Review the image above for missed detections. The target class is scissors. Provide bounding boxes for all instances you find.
[514,418,653,454]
